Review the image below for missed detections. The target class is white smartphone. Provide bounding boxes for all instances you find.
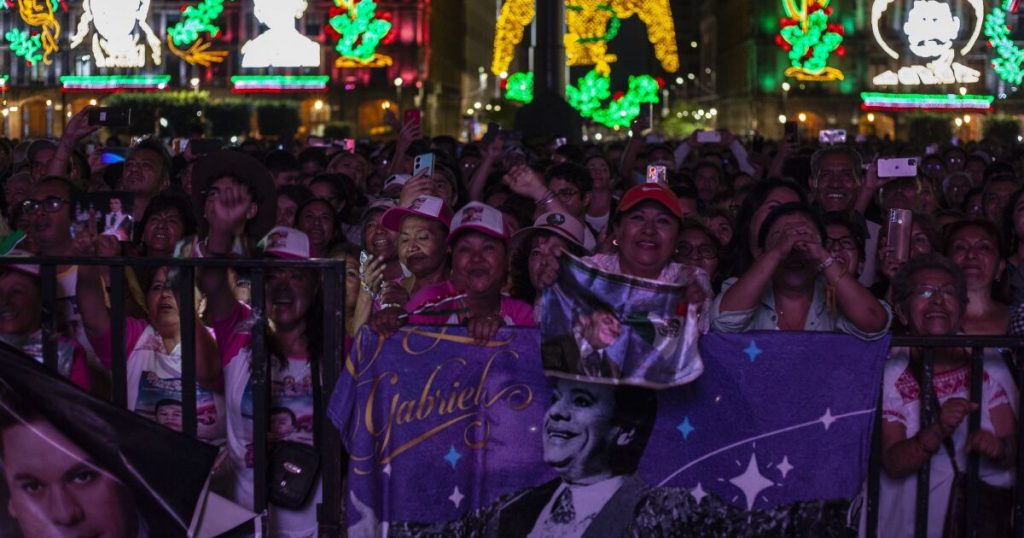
[877,157,918,178]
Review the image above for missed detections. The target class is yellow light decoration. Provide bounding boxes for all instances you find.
[491,0,534,76]
[493,0,678,76]
[609,0,679,73]
[17,0,61,65]
[784,66,844,81]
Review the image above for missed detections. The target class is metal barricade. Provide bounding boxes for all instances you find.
[26,255,346,537]
[865,335,1024,538]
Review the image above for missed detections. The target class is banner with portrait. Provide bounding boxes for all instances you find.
[538,252,704,388]
[329,327,890,535]
[0,342,218,538]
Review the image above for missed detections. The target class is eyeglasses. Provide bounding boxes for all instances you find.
[677,242,718,260]
[911,285,958,301]
[21,197,69,214]
[553,188,581,199]
[825,236,857,251]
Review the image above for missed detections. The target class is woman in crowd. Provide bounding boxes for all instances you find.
[874,212,940,306]
[77,262,223,443]
[134,193,197,258]
[276,184,314,228]
[296,198,340,258]
[823,212,866,283]
[199,227,324,537]
[713,203,890,338]
[509,210,589,305]
[880,253,1016,537]
[582,154,618,236]
[724,178,808,279]
[0,256,90,390]
[347,200,402,335]
[676,219,723,293]
[943,219,1010,334]
[372,202,535,343]
[381,194,452,298]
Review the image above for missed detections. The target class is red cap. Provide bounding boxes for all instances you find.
[618,183,684,218]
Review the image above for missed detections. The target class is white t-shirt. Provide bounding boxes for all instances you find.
[217,306,321,538]
[93,318,225,445]
[878,349,1017,538]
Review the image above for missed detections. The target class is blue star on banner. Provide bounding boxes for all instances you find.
[743,340,763,362]
[677,416,695,440]
[443,445,462,469]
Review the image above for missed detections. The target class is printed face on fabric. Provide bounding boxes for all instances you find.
[543,379,629,484]
[1,418,137,538]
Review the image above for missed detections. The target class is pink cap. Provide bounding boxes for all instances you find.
[380,195,454,231]
[259,226,311,259]
[448,202,510,244]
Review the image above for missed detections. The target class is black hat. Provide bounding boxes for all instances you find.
[192,150,277,239]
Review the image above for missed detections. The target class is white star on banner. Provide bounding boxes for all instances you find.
[448,486,465,508]
[382,463,392,476]
[690,482,708,503]
[819,408,837,430]
[729,453,775,510]
[777,456,794,479]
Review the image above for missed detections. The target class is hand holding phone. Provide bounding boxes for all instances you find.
[646,165,667,186]
[877,157,918,178]
[412,153,435,178]
[88,107,131,127]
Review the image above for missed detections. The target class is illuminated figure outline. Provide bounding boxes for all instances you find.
[69,0,163,68]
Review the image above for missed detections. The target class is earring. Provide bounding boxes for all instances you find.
[612,239,620,247]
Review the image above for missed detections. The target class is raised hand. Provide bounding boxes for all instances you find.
[398,169,434,207]
[503,164,548,201]
[62,107,100,143]
[204,183,254,235]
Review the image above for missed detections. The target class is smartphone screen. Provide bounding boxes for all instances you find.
[404,109,422,129]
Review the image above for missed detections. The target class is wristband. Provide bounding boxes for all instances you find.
[817,256,836,273]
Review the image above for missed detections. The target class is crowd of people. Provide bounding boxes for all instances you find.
[0,105,1021,536]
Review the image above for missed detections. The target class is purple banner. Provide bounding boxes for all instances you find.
[329,327,889,535]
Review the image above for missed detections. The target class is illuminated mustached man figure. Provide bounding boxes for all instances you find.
[69,0,162,68]
[241,0,321,68]
[874,0,980,85]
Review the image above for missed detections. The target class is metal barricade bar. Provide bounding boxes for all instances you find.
[9,255,346,536]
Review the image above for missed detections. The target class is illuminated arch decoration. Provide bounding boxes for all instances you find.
[985,0,1024,85]
[870,0,984,85]
[775,0,845,81]
[70,0,162,68]
[3,0,66,66]
[491,0,678,77]
[167,0,230,67]
[329,0,394,68]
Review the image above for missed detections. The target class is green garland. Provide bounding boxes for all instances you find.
[168,0,227,47]
[5,28,42,65]
[505,72,534,103]
[331,0,392,63]
[985,0,1024,85]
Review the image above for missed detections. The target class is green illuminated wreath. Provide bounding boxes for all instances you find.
[985,0,1024,85]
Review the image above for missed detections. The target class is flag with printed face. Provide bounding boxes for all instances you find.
[538,252,704,388]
